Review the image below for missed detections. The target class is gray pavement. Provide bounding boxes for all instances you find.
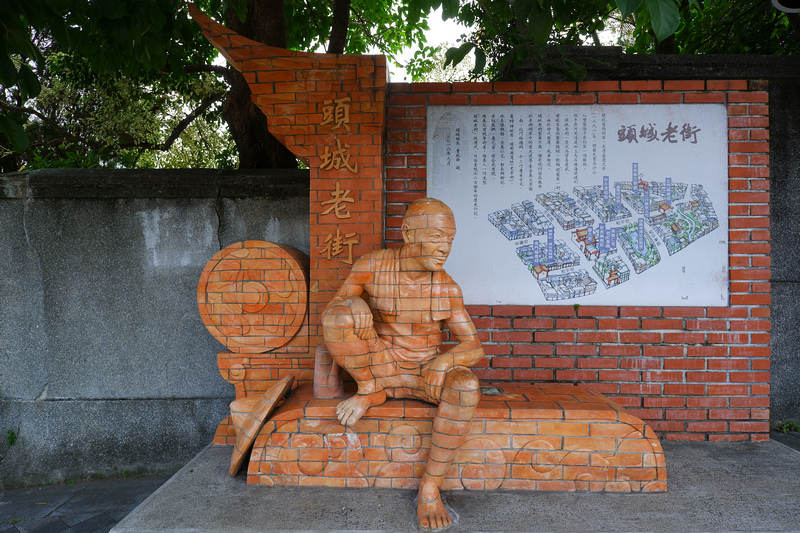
[2,435,799,533]
[0,474,170,533]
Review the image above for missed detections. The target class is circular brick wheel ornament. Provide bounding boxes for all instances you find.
[197,241,308,353]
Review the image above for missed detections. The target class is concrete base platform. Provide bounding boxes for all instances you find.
[112,441,800,533]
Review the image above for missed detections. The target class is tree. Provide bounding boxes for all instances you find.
[1,0,440,171]
[420,42,482,82]
[654,0,800,55]
[440,0,800,80]
[1,43,236,170]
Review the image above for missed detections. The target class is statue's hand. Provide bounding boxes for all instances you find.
[344,296,375,340]
[422,356,451,401]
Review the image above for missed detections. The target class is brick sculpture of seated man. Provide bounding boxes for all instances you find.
[322,197,484,531]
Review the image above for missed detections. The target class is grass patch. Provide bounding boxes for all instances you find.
[774,421,800,433]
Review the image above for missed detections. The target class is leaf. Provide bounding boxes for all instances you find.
[526,0,554,44]
[18,63,41,98]
[49,20,72,49]
[617,0,644,21]
[645,0,680,41]
[0,114,30,152]
[100,0,125,20]
[5,25,40,59]
[45,0,73,12]
[0,56,17,88]
[441,0,459,19]
[563,59,588,82]
[444,42,474,68]
[148,2,166,29]
[229,0,248,23]
[144,33,167,71]
[471,47,486,76]
[512,0,535,21]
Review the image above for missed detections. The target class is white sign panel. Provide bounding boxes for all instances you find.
[427,104,729,306]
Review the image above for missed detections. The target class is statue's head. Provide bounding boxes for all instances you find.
[401,198,456,272]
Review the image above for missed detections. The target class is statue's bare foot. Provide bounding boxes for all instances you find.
[417,480,451,531]
[336,393,380,426]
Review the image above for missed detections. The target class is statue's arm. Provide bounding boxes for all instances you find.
[322,259,374,339]
[441,277,484,365]
[421,282,484,398]
[442,306,485,368]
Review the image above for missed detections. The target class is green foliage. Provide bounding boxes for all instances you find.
[136,116,237,170]
[1,0,439,170]
[645,0,681,42]
[6,0,795,168]
[0,114,27,153]
[6,430,17,446]
[436,0,624,80]
[405,44,448,81]
[0,0,217,155]
[441,0,799,80]
[774,421,800,433]
[0,0,232,170]
[419,42,481,82]
[671,0,800,55]
[2,44,233,170]
[614,0,800,54]
[284,0,441,79]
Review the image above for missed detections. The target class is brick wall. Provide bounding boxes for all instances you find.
[385,80,770,442]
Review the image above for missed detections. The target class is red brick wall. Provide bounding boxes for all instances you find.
[385,80,770,442]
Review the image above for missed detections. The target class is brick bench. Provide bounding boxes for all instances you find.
[247,382,666,492]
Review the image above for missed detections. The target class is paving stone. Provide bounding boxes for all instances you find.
[13,517,67,533]
[0,487,71,521]
[66,513,116,533]
[58,515,96,528]
[52,477,169,517]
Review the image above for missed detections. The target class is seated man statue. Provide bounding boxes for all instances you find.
[322,197,484,531]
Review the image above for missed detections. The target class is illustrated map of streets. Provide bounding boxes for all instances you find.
[488,163,720,301]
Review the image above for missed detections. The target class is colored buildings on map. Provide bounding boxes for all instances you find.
[487,162,717,301]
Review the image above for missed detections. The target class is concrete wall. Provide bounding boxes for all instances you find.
[768,80,800,424]
[0,169,309,488]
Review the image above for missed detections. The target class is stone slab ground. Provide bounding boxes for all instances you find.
[97,440,800,533]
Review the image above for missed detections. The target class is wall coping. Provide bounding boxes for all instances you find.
[509,46,800,81]
[0,168,310,199]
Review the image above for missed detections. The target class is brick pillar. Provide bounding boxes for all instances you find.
[190,5,387,348]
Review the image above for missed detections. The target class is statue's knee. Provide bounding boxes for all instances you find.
[322,305,354,331]
[446,366,480,395]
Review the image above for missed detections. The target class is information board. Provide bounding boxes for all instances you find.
[427,104,729,306]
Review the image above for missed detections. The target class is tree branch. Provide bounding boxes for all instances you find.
[0,100,84,145]
[122,92,226,151]
[327,0,351,54]
[302,0,326,47]
[183,64,236,85]
[686,2,750,53]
